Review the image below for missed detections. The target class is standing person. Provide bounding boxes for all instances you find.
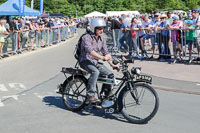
[52,18,59,44]
[9,18,18,52]
[107,17,121,49]
[47,19,54,44]
[130,17,140,58]
[2,19,10,55]
[139,15,151,58]
[185,20,195,64]
[151,11,157,23]
[38,21,45,47]
[29,20,36,50]
[191,9,200,61]
[156,14,171,61]
[78,18,120,103]
[0,19,9,58]
[167,11,173,26]
[149,14,159,59]
[170,15,183,63]
[118,17,133,57]
[150,13,161,59]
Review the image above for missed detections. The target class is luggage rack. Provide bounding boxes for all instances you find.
[61,67,88,76]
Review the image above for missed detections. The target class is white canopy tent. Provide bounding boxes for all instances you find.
[106,11,140,17]
[84,11,107,17]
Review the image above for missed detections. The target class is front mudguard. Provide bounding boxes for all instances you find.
[117,81,150,112]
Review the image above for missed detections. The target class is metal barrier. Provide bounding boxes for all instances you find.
[111,28,200,64]
[0,25,76,59]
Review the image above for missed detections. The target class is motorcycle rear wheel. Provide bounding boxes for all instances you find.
[62,75,87,112]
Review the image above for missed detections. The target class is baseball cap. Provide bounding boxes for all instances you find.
[172,15,179,20]
[185,20,193,25]
[121,14,126,17]
[192,9,199,13]
[155,13,160,17]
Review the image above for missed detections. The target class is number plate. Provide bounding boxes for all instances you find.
[135,75,152,83]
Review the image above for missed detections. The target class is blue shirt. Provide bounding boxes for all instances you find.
[120,21,129,29]
[160,20,170,36]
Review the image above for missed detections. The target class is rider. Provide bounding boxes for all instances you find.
[78,18,120,103]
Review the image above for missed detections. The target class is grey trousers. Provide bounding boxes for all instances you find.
[80,60,113,97]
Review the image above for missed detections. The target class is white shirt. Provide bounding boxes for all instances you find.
[193,16,200,25]
[0,25,6,43]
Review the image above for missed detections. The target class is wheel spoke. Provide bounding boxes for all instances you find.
[122,83,159,124]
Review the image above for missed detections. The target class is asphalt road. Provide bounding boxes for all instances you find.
[0,29,200,133]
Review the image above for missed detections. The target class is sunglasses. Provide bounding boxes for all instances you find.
[160,18,165,20]
[96,27,104,30]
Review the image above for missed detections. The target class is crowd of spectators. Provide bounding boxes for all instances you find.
[0,17,77,59]
[1,9,200,64]
[104,9,200,64]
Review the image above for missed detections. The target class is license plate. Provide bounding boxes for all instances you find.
[135,75,152,83]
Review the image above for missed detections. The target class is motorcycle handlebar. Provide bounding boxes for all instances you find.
[124,58,134,64]
[112,57,134,65]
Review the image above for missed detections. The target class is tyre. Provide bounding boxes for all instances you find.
[120,83,159,124]
[62,75,87,112]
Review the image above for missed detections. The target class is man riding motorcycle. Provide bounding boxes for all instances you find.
[78,18,120,104]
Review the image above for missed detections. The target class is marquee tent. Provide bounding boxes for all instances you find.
[84,11,107,17]
[0,0,40,16]
[106,11,140,17]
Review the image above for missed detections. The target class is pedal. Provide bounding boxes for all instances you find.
[105,108,115,114]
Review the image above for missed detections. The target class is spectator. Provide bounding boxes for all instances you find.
[191,9,200,61]
[185,20,195,63]
[151,13,161,59]
[0,19,9,57]
[2,19,10,55]
[167,11,173,25]
[29,20,36,50]
[139,15,151,58]
[118,17,133,57]
[170,15,183,63]
[107,17,121,48]
[156,14,171,61]
[9,17,18,51]
[130,17,140,58]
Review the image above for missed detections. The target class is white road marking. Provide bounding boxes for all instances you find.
[34,93,44,99]
[0,84,8,92]
[2,95,19,100]
[197,84,200,86]
[9,83,26,90]
[0,99,5,107]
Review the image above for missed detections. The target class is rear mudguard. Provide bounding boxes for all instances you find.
[58,75,88,94]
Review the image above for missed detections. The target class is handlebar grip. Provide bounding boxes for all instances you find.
[112,60,119,65]
[124,58,134,64]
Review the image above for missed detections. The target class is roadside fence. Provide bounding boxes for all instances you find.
[110,28,200,64]
[0,25,77,59]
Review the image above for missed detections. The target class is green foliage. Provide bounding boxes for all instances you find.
[0,0,200,17]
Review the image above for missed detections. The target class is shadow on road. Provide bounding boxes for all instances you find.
[43,96,66,110]
[43,96,132,124]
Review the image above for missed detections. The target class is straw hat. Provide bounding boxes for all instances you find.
[160,14,167,18]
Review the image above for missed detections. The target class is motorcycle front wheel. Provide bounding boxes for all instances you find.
[121,83,159,124]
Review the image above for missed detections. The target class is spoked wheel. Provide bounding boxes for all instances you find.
[62,75,87,112]
[121,83,159,124]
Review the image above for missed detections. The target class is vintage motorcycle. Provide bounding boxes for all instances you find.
[57,56,159,124]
